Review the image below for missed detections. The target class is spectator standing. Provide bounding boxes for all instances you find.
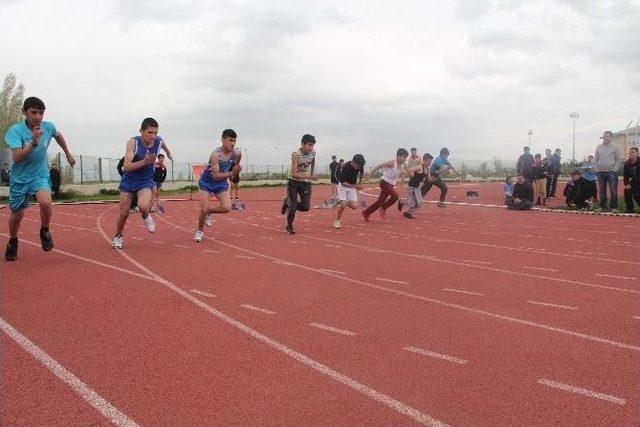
[531,153,548,205]
[594,130,622,212]
[623,147,640,213]
[543,148,555,198]
[1,162,10,186]
[329,155,339,200]
[580,154,597,203]
[152,153,167,212]
[49,162,61,199]
[506,174,533,210]
[516,146,534,182]
[549,148,562,198]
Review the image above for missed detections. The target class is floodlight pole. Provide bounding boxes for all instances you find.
[570,112,579,163]
[528,130,533,149]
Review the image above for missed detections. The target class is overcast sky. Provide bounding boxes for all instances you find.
[1,0,638,167]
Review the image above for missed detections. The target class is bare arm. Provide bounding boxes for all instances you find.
[369,160,394,176]
[123,139,155,172]
[161,140,174,162]
[11,126,43,163]
[53,132,76,166]
[209,152,235,181]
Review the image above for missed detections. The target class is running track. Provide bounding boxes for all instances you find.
[2,185,639,426]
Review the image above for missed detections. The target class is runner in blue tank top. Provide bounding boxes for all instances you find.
[112,118,173,249]
[194,129,242,242]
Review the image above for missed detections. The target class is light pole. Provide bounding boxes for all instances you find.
[570,112,579,163]
[242,148,249,173]
[528,130,533,149]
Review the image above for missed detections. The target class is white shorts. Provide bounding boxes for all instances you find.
[338,184,358,202]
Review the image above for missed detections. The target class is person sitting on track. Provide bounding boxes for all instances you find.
[421,147,459,208]
[112,118,173,249]
[506,173,534,210]
[333,154,365,229]
[4,96,76,261]
[566,170,593,210]
[362,148,409,222]
[194,129,242,242]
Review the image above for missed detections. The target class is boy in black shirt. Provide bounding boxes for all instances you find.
[567,170,593,210]
[399,153,432,218]
[333,154,365,229]
[623,147,640,213]
[506,173,534,210]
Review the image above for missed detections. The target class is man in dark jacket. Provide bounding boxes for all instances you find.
[549,148,562,198]
[623,147,640,213]
[516,146,534,182]
[506,173,534,210]
[567,170,593,210]
[49,163,61,198]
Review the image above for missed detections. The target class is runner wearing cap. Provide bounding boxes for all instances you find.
[421,147,459,207]
[333,154,365,229]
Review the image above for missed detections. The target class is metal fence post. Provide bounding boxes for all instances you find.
[171,161,174,182]
[98,157,103,183]
[79,155,83,184]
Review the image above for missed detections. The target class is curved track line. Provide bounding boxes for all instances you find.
[156,215,640,353]
[95,207,448,427]
[1,318,139,427]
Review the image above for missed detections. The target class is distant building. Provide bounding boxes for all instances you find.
[613,125,640,154]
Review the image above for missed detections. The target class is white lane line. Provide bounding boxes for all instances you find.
[203,249,221,254]
[375,277,409,285]
[318,269,346,275]
[443,288,483,296]
[273,260,295,266]
[189,289,216,298]
[309,323,356,336]
[324,244,342,248]
[0,317,140,427]
[524,266,558,272]
[462,259,491,265]
[537,378,627,405]
[261,217,271,220]
[98,215,448,427]
[152,240,165,244]
[241,304,277,315]
[174,244,190,249]
[632,316,640,320]
[236,255,255,260]
[290,240,305,244]
[260,237,274,240]
[131,237,143,240]
[595,274,637,281]
[404,346,468,365]
[527,301,577,310]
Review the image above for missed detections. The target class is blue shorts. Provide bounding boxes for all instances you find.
[119,178,155,193]
[9,176,51,213]
[198,177,229,195]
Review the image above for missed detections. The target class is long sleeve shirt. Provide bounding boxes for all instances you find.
[512,182,534,202]
[595,142,622,172]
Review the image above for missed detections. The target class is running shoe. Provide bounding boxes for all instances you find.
[113,234,123,249]
[5,238,18,261]
[281,196,288,215]
[437,201,445,208]
[285,224,295,235]
[143,215,156,233]
[205,214,213,227]
[194,230,204,242]
[403,212,415,219]
[333,220,342,229]
[39,229,54,251]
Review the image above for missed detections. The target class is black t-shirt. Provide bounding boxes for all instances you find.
[408,166,426,187]
[339,161,360,185]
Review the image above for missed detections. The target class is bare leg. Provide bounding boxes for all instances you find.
[8,209,25,238]
[35,190,53,228]
[335,203,346,220]
[136,189,153,218]
[115,192,133,235]
[197,190,211,231]
[210,190,231,213]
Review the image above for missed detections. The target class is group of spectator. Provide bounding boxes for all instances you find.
[329,155,345,200]
[510,130,639,213]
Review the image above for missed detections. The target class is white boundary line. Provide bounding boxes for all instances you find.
[309,323,357,336]
[0,317,140,427]
[189,289,216,298]
[537,378,627,405]
[404,346,468,365]
[443,288,483,296]
[318,269,347,275]
[524,266,558,272]
[241,304,277,315]
[94,209,448,427]
[527,301,577,310]
[236,255,255,260]
[595,274,637,281]
[173,244,190,249]
[157,217,640,353]
[376,277,409,285]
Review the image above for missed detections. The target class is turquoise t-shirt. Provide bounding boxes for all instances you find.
[5,120,57,184]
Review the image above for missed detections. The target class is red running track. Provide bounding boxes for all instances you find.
[1,184,639,426]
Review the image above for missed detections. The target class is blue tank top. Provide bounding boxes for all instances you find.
[201,147,239,182]
[122,136,163,184]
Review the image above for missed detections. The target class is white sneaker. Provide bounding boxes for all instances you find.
[333,220,342,229]
[143,215,156,233]
[205,214,213,227]
[194,230,204,242]
[113,235,123,249]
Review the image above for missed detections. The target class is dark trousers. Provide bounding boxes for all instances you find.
[52,184,60,198]
[597,172,618,209]
[546,173,559,198]
[421,177,448,201]
[286,179,311,226]
[505,197,533,210]
[624,185,640,213]
[363,180,398,216]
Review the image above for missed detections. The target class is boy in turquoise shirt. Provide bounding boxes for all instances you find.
[4,97,76,261]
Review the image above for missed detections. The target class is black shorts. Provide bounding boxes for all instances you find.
[230,174,240,184]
